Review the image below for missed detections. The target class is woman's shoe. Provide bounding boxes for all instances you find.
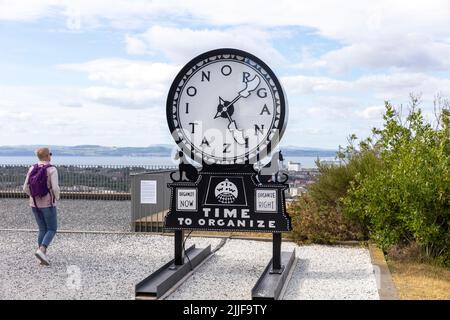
[35,249,50,266]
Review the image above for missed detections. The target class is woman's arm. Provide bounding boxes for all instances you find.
[23,167,32,196]
[49,168,61,200]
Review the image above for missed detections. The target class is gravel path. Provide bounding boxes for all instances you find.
[167,240,379,300]
[0,230,379,300]
[0,199,130,232]
[0,231,221,300]
[283,245,379,299]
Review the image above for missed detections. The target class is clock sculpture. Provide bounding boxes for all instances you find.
[136,49,295,300]
[165,48,291,234]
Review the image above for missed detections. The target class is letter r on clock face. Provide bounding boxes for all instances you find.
[167,49,287,165]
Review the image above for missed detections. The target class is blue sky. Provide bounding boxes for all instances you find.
[1,0,450,149]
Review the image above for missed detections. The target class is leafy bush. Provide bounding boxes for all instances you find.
[290,95,449,266]
[290,193,365,244]
[343,97,449,265]
[288,142,373,243]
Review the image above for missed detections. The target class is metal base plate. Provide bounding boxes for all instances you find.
[135,244,211,300]
[251,249,296,300]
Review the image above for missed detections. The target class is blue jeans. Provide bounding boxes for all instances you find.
[32,206,57,248]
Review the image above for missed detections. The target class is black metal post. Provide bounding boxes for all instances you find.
[271,232,283,273]
[174,230,185,266]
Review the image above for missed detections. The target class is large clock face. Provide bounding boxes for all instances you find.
[167,48,287,165]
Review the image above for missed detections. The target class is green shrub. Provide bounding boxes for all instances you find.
[290,96,449,266]
[343,98,449,266]
[289,134,381,243]
[290,194,365,244]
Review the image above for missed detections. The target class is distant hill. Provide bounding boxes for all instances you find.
[0,145,336,157]
[280,146,336,157]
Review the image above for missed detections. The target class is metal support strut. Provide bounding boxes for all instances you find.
[271,232,283,273]
[174,230,185,266]
[252,232,296,300]
[135,229,211,299]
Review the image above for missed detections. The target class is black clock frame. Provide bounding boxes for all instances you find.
[166,48,288,165]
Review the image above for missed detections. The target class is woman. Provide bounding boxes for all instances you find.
[23,147,60,266]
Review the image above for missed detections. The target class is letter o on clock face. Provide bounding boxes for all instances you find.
[166,48,288,165]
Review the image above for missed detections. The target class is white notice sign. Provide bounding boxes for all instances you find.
[255,189,277,212]
[141,180,157,204]
[177,188,197,211]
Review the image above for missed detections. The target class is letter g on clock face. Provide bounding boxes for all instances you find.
[166,48,288,165]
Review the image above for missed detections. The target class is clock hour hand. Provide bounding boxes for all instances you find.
[213,97,246,145]
[225,112,247,145]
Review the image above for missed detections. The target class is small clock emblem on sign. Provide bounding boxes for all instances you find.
[166,48,288,165]
[215,179,238,204]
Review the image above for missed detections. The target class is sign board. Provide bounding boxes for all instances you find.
[255,189,277,213]
[140,180,157,204]
[176,188,197,211]
[165,166,291,232]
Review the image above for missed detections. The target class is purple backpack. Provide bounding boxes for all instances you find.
[28,164,53,207]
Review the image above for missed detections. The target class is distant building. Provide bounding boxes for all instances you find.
[287,161,301,171]
[288,186,307,197]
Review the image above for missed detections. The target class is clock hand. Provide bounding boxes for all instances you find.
[224,74,261,109]
[213,75,261,119]
[238,74,261,98]
[225,111,247,146]
[213,75,261,145]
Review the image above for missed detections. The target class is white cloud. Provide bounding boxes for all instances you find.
[59,58,179,89]
[125,34,147,55]
[2,1,449,38]
[0,110,32,120]
[0,85,84,109]
[300,96,359,121]
[3,1,450,72]
[309,34,450,73]
[282,75,349,94]
[59,58,179,108]
[355,73,450,99]
[125,26,285,65]
[355,105,385,120]
[0,85,170,146]
[0,0,58,21]
[282,72,450,99]
[84,86,164,108]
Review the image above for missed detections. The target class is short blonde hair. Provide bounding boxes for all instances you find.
[36,147,51,161]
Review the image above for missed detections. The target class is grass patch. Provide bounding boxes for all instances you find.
[387,259,450,300]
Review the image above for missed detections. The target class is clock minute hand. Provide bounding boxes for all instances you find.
[213,75,261,145]
[223,75,261,109]
[239,74,261,98]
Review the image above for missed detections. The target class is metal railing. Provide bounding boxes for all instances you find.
[0,164,176,201]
